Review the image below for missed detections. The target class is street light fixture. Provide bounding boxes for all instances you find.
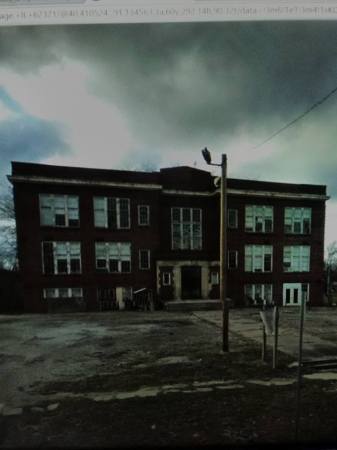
[201,148,229,352]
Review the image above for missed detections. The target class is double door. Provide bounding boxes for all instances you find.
[283,283,309,306]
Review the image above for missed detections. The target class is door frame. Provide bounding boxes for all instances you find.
[283,283,309,306]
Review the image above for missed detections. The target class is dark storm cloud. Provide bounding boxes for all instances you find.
[58,21,337,144]
[1,21,337,181]
[0,26,61,73]
[0,88,69,187]
[0,114,69,184]
[2,21,337,144]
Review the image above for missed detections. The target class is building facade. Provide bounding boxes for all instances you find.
[9,161,328,313]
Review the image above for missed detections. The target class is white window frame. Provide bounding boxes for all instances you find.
[42,241,82,275]
[228,250,238,269]
[244,284,273,305]
[162,272,172,286]
[283,283,309,306]
[284,207,312,234]
[95,242,132,273]
[228,209,238,229]
[244,245,273,272]
[171,207,202,250]
[139,249,151,270]
[39,194,79,227]
[43,287,83,299]
[210,271,219,285]
[283,246,310,272]
[93,197,130,229]
[138,205,150,226]
[245,205,273,233]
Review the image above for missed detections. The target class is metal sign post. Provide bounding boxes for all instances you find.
[272,306,279,370]
[260,306,279,368]
[295,292,306,441]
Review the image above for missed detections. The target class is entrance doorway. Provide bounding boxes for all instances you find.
[283,283,309,306]
[181,266,202,299]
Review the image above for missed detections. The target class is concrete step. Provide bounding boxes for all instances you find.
[164,299,222,312]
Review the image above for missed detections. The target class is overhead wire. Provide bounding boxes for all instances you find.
[251,84,337,150]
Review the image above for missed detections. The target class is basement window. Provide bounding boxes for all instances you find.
[43,287,83,299]
[244,284,273,306]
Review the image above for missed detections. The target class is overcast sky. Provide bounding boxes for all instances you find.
[0,21,336,250]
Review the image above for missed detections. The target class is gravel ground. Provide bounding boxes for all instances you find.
[1,309,337,447]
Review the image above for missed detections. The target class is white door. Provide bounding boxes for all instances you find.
[283,283,309,306]
[283,283,301,306]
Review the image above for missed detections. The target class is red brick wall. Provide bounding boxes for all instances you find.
[12,166,327,312]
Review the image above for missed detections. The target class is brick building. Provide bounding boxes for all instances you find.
[8,161,328,313]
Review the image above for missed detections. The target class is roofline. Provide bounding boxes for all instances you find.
[7,175,162,191]
[8,175,329,201]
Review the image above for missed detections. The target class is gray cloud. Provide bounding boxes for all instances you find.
[1,22,337,182]
[0,114,70,189]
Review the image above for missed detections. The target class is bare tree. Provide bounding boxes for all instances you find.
[325,241,337,300]
[0,186,17,270]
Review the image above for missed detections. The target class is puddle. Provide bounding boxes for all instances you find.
[304,372,337,381]
[246,378,296,386]
[155,356,192,365]
[216,384,244,390]
[193,380,233,387]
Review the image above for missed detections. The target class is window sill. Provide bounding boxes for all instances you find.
[245,231,274,234]
[40,225,80,229]
[96,271,131,274]
[94,227,131,231]
[284,233,312,236]
[43,273,82,276]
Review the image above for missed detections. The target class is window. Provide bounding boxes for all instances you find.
[171,207,202,250]
[162,272,171,286]
[138,205,150,226]
[93,197,130,229]
[95,242,131,273]
[245,205,273,232]
[42,242,81,275]
[210,271,219,285]
[283,246,310,272]
[228,209,238,228]
[284,208,311,234]
[244,284,273,306]
[245,245,273,272]
[43,287,83,299]
[98,288,115,301]
[228,250,238,269]
[40,194,79,227]
[139,249,150,270]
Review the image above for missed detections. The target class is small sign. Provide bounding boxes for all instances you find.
[260,310,274,336]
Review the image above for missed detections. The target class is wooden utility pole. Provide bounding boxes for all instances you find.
[201,148,229,352]
[220,154,228,352]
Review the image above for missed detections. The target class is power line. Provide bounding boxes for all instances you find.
[252,84,337,150]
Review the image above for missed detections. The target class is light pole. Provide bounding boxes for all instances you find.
[201,148,229,352]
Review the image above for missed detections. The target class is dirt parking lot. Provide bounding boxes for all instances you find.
[1,308,337,447]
